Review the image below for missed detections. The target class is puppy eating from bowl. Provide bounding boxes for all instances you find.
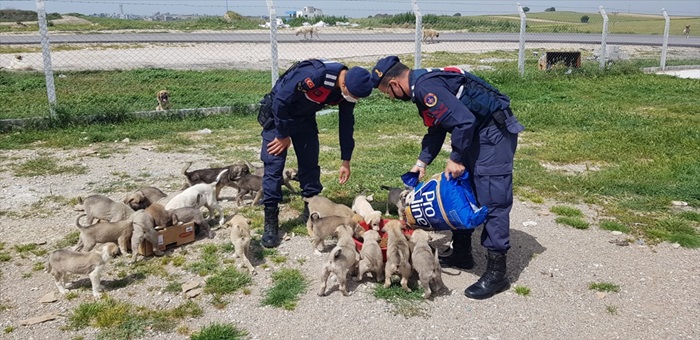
[354,229,385,283]
[318,225,359,297]
[382,220,412,292]
[307,211,358,254]
[410,229,447,299]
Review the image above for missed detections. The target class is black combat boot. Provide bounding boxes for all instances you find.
[438,230,474,270]
[300,201,310,223]
[464,251,510,299]
[262,205,280,248]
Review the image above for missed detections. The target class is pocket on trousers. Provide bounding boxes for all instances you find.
[505,115,525,134]
[257,93,274,129]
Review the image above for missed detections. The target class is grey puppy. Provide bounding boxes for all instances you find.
[75,213,133,256]
[354,229,385,282]
[307,211,358,254]
[232,172,263,206]
[380,185,410,221]
[181,161,248,199]
[410,229,447,299]
[382,220,412,292]
[78,194,135,224]
[130,210,165,262]
[123,186,167,210]
[318,225,359,297]
[46,244,118,297]
[243,159,299,193]
[303,195,355,236]
[170,206,212,239]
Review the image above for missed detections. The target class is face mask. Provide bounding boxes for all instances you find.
[389,83,412,101]
[342,92,358,103]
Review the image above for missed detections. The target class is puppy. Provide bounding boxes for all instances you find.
[352,194,383,231]
[227,214,255,274]
[156,90,170,111]
[9,54,34,71]
[410,229,447,299]
[46,244,118,297]
[382,220,412,292]
[318,225,359,296]
[307,211,358,254]
[232,171,262,206]
[94,242,121,257]
[170,206,212,239]
[145,203,172,228]
[123,186,167,210]
[380,186,410,221]
[181,161,247,199]
[422,29,439,44]
[354,229,385,283]
[166,169,228,226]
[130,210,165,262]
[243,160,299,193]
[75,214,133,256]
[304,195,355,236]
[683,25,691,38]
[78,194,135,225]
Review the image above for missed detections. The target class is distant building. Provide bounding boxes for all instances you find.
[291,6,323,19]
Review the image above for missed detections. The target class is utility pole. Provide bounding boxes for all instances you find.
[225,0,229,13]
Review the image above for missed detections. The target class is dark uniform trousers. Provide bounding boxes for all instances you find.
[467,113,520,253]
[261,116,323,206]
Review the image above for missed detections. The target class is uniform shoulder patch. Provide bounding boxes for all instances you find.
[304,77,315,89]
[424,93,438,107]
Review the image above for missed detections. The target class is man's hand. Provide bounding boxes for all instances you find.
[338,160,351,184]
[267,136,291,156]
[445,159,465,180]
[410,165,426,180]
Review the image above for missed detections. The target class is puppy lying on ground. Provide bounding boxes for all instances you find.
[383,220,412,292]
[423,29,439,43]
[156,90,170,111]
[307,211,358,254]
[130,210,165,262]
[75,214,133,256]
[181,161,248,199]
[318,225,359,296]
[227,214,255,274]
[354,229,385,283]
[170,206,212,239]
[410,229,447,299]
[123,186,167,210]
[166,169,228,226]
[46,243,118,297]
[352,194,383,231]
[9,55,34,71]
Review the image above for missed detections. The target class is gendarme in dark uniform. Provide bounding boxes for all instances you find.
[257,59,372,248]
[370,56,525,300]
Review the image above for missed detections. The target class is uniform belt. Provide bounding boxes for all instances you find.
[491,108,513,128]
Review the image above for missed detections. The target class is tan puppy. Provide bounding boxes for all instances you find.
[145,203,171,228]
[130,210,165,262]
[227,214,255,274]
[382,220,412,292]
[410,229,447,299]
[123,186,167,210]
[46,244,118,297]
[683,25,691,38]
[75,214,133,256]
[307,211,358,254]
[354,229,384,283]
[156,90,170,111]
[318,225,359,296]
[422,29,439,43]
[352,194,382,231]
[303,195,354,235]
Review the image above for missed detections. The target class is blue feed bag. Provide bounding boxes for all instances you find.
[402,171,488,231]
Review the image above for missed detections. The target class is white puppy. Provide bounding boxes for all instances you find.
[352,194,382,231]
[46,243,118,297]
[165,169,228,225]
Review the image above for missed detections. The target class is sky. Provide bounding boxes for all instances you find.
[2,0,699,18]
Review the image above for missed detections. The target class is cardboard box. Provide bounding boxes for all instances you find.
[138,222,196,256]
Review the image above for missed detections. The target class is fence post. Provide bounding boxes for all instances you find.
[35,0,56,117]
[412,0,422,69]
[517,3,527,77]
[599,6,608,70]
[266,0,279,87]
[660,9,670,71]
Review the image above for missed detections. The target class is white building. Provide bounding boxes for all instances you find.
[294,6,323,19]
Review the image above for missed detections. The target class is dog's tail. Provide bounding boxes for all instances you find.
[243,159,255,171]
[214,169,229,185]
[181,161,193,176]
[331,246,343,259]
[75,213,88,229]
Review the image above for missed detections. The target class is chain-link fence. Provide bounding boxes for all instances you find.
[0,0,698,122]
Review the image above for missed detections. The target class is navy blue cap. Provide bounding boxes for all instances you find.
[370,55,401,88]
[344,67,372,98]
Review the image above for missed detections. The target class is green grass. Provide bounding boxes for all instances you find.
[589,282,621,293]
[190,322,248,340]
[550,205,583,217]
[606,305,619,315]
[514,285,531,296]
[555,216,590,230]
[13,156,87,177]
[187,244,221,276]
[204,266,252,295]
[373,284,427,318]
[261,268,307,310]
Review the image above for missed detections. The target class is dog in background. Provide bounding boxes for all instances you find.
[8,55,34,71]
[423,29,440,44]
[683,25,691,38]
[318,225,359,296]
[46,243,118,297]
[295,26,319,40]
[156,90,170,111]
